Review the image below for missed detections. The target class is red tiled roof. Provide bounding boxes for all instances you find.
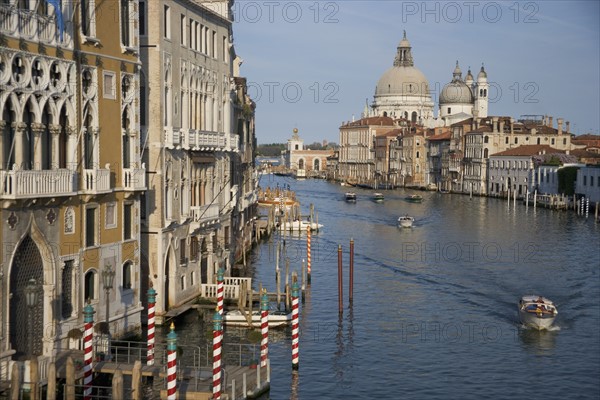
[428,132,451,141]
[491,145,563,157]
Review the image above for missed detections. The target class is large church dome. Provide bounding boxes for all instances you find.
[375,66,430,97]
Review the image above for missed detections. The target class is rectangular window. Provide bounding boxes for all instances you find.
[583,175,587,186]
[85,207,97,247]
[190,236,199,262]
[190,19,195,49]
[180,14,186,46]
[212,31,217,57]
[180,238,187,265]
[591,176,595,187]
[61,260,74,319]
[105,202,116,228]
[200,24,205,53]
[124,203,132,240]
[224,226,230,248]
[140,193,147,221]
[139,1,146,35]
[103,71,116,99]
[222,35,227,62]
[120,0,131,47]
[164,5,170,39]
[81,0,95,37]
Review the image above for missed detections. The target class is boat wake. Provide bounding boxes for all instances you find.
[520,323,561,332]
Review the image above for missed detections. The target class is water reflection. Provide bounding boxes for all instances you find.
[290,370,300,400]
[517,326,558,354]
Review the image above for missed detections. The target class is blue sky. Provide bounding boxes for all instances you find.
[232,1,600,144]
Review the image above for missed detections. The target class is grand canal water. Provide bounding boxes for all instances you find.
[160,175,600,400]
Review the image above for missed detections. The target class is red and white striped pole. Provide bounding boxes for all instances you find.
[307,227,312,283]
[166,323,178,400]
[217,267,224,316]
[82,302,94,400]
[147,284,156,366]
[212,309,223,399]
[291,280,300,370]
[260,290,269,367]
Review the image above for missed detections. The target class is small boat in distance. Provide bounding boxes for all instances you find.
[518,295,558,330]
[345,192,357,202]
[372,193,384,202]
[398,215,414,228]
[405,194,423,203]
[224,309,291,328]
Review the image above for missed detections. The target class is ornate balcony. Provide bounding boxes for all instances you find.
[0,168,77,200]
[190,203,220,229]
[82,167,111,195]
[0,5,63,46]
[123,164,146,191]
[164,127,181,149]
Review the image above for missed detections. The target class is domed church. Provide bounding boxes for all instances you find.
[439,61,489,125]
[370,31,488,127]
[372,31,435,125]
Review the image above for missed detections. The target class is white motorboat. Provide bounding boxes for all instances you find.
[398,215,414,228]
[278,219,323,232]
[345,192,357,202]
[223,309,291,328]
[372,193,384,202]
[518,295,558,330]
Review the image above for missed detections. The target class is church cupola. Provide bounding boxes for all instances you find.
[452,61,463,82]
[393,30,414,67]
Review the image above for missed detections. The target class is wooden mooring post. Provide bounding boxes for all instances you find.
[338,245,343,315]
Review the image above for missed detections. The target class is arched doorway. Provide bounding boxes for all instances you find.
[298,159,305,170]
[10,236,44,360]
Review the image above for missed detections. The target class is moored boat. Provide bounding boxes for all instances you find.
[278,219,323,232]
[518,295,558,330]
[397,215,414,228]
[372,193,384,202]
[223,309,291,328]
[405,194,423,203]
[345,192,357,202]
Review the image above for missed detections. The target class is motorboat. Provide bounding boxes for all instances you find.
[223,309,291,328]
[372,193,384,202]
[397,215,414,228]
[405,194,423,203]
[345,192,357,202]
[278,219,323,232]
[518,295,558,330]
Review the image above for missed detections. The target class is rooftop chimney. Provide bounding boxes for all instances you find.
[492,117,499,133]
[557,118,564,135]
[566,121,570,134]
[499,119,505,134]
[510,118,514,134]
[548,116,553,128]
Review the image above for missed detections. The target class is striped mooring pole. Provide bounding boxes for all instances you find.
[166,323,178,400]
[307,227,312,283]
[291,280,300,370]
[212,310,223,399]
[217,267,224,316]
[260,290,269,367]
[147,284,156,366]
[83,302,94,400]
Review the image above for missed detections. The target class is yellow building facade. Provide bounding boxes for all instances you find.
[0,0,145,367]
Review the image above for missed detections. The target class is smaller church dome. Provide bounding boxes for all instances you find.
[440,62,474,104]
[440,81,474,104]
